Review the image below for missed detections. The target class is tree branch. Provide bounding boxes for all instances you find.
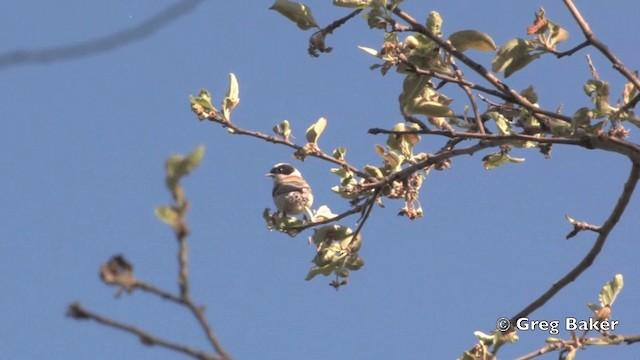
[201,113,366,179]
[390,6,562,126]
[67,302,220,360]
[510,161,640,323]
[562,0,640,91]
[516,334,640,360]
[0,0,204,70]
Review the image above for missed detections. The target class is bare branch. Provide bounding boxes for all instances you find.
[562,0,640,90]
[510,162,640,323]
[447,56,485,134]
[201,112,366,178]
[565,215,602,240]
[0,0,204,70]
[309,9,363,57]
[67,302,220,360]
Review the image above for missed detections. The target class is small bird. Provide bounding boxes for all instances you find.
[266,163,314,217]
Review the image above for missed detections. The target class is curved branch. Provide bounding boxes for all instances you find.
[510,161,640,323]
[201,114,366,178]
[67,302,220,360]
[0,0,204,70]
[562,0,640,91]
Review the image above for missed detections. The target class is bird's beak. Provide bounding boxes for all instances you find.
[265,173,274,177]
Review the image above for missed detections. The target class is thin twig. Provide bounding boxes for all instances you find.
[309,9,363,57]
[0,0,205,70]
[510,162,640,322]
[135,280,183,304]
[550,40,591,58]
[290,205,365,232]
[368,127,640,162]
[67,302,220,360]
[562,0,640,91]
[203,113,366,179]
[447,55,485,134]
[516,334,640,360]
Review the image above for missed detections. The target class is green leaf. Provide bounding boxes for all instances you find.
[572,107,593,128]
[313,205,337,222]
[333,147,346,160]
[473,331,495,342]
[222,73,240,120]
[426,11,443,37]
[155,206,179,226]
[364,164,384,179]
[345,255,364,270]
[599,274,624,307]
[189,89,215,111]
[508,156,525,164]
[305,117,327,144]
[273,120,292,139]
[226,73,239,102]
[520,85,538,104]
[269,0,318,30]
[408,99,454,117]
[545,337,562,344]
[448,30,497,52]
[333,0,373,9]
[548,22,569,46]
[357,45,379,57]
[492,38,538,78]
[565,347,577,360]
[482,152,509,170]
[486,111,511,135]
[622,79,638,104]
[165,144,205,180]
[548,118,572,137]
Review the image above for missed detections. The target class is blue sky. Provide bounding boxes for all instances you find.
[2,1,639,359]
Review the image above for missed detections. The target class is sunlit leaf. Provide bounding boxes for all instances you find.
[333,0,373,9]
[165,144,205,180]
[486,111,511,135]
[473,331,495,342]
[270,0,319,30]
[572,107,593,128]
[482,152,525,170]
[273,120,292,139]
[448,30,497,52]
[189,91,214,111]
[599,274,624,307]
[305,117,327,144]
[364,164,384,179]
[508,156,525,164]
[426,11,443,37]
[357,45,379,57]
[313,205,337,222]
[549,24,569,45]
[520,85,538,104]
[492,38,538,77]
[333,147,346,160]
[155,206,179,227]
[408,99,454,117]
[222,73,240,120]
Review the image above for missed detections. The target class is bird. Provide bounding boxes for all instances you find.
[266,163,314,217]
